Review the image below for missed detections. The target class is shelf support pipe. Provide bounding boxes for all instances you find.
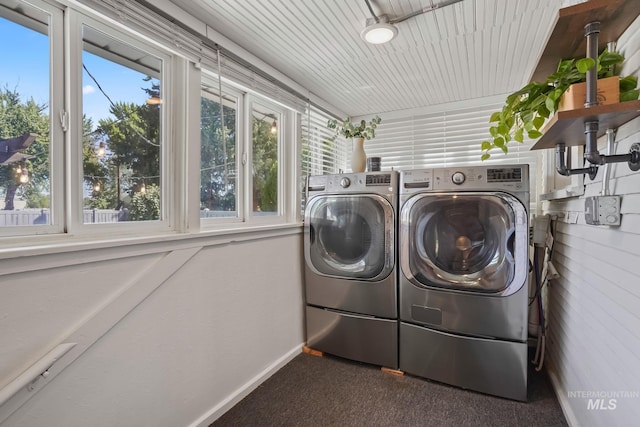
[555,142,598,179]
[584,21,600,108]
[584,120,604,165]
[584,120,640,167]
[583,22,606,165]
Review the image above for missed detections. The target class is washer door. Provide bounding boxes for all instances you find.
[305,194,394,281]
[401,192,527,295]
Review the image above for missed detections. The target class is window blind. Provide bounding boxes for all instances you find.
[367,102,539,168]
[363,102,541,203]
[82,0,307,112]
[301,105,348,177]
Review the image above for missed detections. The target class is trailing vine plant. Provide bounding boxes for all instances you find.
[481,51,639,160]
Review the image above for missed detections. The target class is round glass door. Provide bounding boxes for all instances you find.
[402,193,525,293]
[305,194,394,280]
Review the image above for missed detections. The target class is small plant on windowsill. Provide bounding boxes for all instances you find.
[480,50,639,160]
[327,115,382,140]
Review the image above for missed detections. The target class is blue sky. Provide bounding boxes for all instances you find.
[0,16,154,126]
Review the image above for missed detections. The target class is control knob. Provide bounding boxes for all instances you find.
[452,172,466,185]
[340,177,351,188]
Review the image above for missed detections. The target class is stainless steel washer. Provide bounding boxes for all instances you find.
[399,165,529,401]
[304,171,398,368]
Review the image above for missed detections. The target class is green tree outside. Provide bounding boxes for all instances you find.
[0,87,49,210]
[252,117,278,212]
[201,95,237,212]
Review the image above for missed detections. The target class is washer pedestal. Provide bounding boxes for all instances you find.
[400,322,527,401]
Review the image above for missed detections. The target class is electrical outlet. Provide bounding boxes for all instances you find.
[584,195,621,226]
[532,214,551,247]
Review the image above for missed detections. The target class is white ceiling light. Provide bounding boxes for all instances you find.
[361,0,465,45]
[361,16,398,44]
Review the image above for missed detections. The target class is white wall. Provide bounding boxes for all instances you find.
[0,229,305,427]
[541,15,640,427]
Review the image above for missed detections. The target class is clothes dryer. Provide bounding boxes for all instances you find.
[398,165,529,401]
[304,171,398,368]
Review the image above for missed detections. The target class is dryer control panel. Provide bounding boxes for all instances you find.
[306,172,398,196]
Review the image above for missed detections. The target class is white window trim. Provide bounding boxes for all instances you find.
[0,0,65,238]
[65,10,176,236]
[246,96,287,226]
[199,71,298,230]
[199,76,245,228]
[1,0,304,250]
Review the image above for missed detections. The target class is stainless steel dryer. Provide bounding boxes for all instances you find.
[399,165,529,401]
[304,171,398,368]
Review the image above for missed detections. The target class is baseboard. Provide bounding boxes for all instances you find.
[188,343,304,427]
[546,365,580,427]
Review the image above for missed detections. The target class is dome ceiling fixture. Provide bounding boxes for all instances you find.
[361,0,465,44]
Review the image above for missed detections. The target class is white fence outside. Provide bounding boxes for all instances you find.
[0,209,126,226]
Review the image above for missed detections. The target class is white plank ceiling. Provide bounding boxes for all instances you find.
[167,0,585,117]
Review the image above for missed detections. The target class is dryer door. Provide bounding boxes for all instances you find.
[401,192,527,295]
[305,194,394,281]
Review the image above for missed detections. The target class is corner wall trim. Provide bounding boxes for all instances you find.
[546,365,580,427]
[187,343,304,427]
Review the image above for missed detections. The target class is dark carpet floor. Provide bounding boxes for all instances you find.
[211,349,567,427]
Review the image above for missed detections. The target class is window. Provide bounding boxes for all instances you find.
[200,85,239,220]
[301,105,347,177]
[0,0,60,234]
[200,71,292,227]
[1,0,301,242]
[81,24,163,224]
[251,101,280,216]
[0,0,176,239]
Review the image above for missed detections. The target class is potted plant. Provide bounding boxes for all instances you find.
[481,51,639,160]
[328,115,381,172]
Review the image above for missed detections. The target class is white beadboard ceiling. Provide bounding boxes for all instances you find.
[167,0,583,117]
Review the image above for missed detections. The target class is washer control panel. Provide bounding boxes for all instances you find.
[401,165,528,193]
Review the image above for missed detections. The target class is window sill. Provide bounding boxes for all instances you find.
[0,222,303,267]
[540,186,585,201]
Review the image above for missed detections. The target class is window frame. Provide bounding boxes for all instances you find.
[199,78,245,226]
[66,10,176,235]
[0,0,303,249]
[247,95,286,224]
[199,71,298,230]
[0,0,65,237]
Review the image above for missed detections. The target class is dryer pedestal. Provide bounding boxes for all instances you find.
[303,172,399,369]
[399,322,527,401]
[306,306,398,368]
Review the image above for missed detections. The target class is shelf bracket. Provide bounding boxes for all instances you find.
[584,119,640,168]
[556,142,598,179]
[569,20,640,175]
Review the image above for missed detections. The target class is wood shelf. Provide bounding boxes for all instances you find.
[530,0,640,83]
[530,100,640,150]
[529,0,640,152]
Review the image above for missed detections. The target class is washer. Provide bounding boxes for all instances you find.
[398,165,529,401]
[304,171,398,368]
